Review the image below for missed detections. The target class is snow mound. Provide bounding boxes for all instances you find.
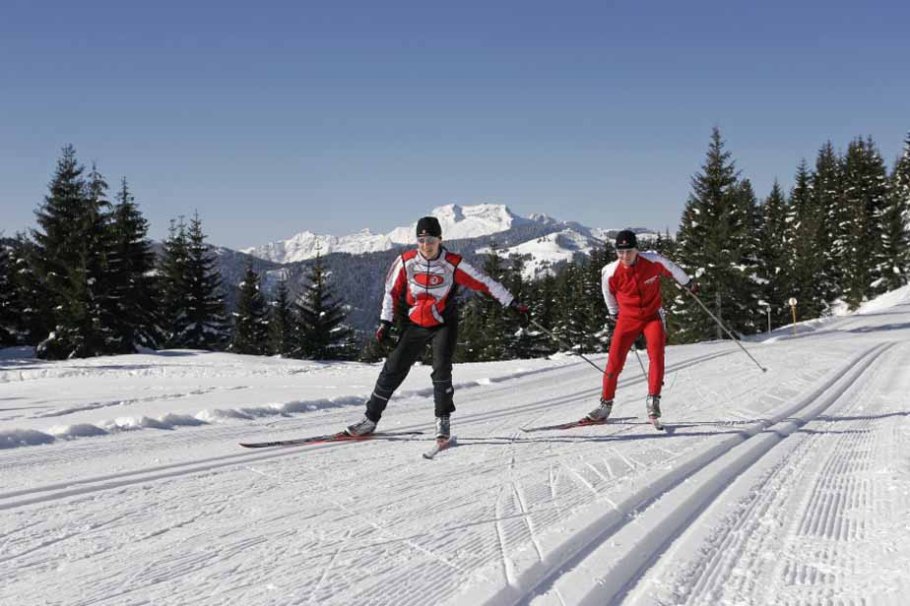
[0,429,56,449]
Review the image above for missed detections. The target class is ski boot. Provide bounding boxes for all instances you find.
[585,398,613,422]
[345,416,377,436]
[435,416,451,440]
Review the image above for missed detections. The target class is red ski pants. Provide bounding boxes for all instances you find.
[601,313,667,401]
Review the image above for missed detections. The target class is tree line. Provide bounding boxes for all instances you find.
[0,145,357,360]
[2,129,909,360]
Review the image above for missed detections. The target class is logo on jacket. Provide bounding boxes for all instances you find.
[414,273,446,287]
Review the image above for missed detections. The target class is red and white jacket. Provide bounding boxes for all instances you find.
[602,252,690,321]
[381,248,514,327]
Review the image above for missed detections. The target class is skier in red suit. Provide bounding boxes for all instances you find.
[585,230,695,424]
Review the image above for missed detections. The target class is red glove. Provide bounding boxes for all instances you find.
[686,280,700,295]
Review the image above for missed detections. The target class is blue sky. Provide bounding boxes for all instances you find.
[2,0,908,249]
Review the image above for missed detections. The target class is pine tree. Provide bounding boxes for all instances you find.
[786,160,827,321]
[181,213,229,349]
[106,179,161,352]
[551,262,592,352]
[160,214,228,349]
[503,253,549,359]
[475,248,510,360]
[0,239,17,346]
[32,147,113,359]
[755,181,792,330]
[455,246,508,362]
[840,137,890,306]
[528,273,559,355]
[292,255,355,360]
[231,263,270,355]
[672,128,759,342]
[806,142,843,310]
[879,132,910,290]
[159,217,191,346]
[581,246,612,352]
[268,279,295,356]
[8,234,51,345]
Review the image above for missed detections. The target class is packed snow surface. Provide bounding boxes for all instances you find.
[3,287,910,605]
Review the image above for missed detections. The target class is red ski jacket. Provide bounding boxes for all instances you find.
[601,252,690,321]
[381,248,514,328]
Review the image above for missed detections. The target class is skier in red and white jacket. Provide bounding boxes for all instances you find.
[345,216,529,440]
[585,230,695,425]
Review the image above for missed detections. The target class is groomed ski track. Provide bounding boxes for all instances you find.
[2,301,909,605]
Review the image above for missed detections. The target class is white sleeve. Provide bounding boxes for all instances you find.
[601,261,619,316]
[379,255,405,323]
[455,259,514,306]
[641,251,690,286]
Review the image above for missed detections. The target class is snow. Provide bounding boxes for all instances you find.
[3,286,910,604]
[477,229,593,278]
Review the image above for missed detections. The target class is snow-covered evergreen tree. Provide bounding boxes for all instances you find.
[503,254,550,359]
[230,263,270,355]
[159,218,190,346]
[755,181,792,329]
[672,128,760,342]
[292,255,355,360]
[840,137,890,306]
[106,179,161,352]
[581,245,612,352]
[879,132,910,291]
[160,214,228,349]
[455,246,509,362]
[32,147,113,359]
[0,239,17,346]
[181,214,229,349]
[268,279,295,356]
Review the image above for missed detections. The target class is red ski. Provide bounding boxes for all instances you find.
[240,430,423,449]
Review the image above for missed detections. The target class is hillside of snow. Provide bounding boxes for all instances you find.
[2,286,909,605]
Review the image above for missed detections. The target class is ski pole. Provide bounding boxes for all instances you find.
[676,282,768,373]
[530,319,604,374]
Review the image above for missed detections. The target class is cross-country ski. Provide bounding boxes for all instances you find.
[239,430,424,448]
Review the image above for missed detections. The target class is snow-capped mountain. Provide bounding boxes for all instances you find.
[244,204,549,264]
[243,203,652,267]
[241,229,396,264]
[477,228,596,278]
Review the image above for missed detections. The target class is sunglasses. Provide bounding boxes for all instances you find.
[417,236,440,244]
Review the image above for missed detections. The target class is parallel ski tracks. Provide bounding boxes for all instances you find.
[480,341,894,606]
[0,347,736,513]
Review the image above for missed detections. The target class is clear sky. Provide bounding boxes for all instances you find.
[2,0,908,249]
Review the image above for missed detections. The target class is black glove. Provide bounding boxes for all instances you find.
[375,320,393,344]
[605,314,618,330]
[685,280,699,295]
[509,299,531,327]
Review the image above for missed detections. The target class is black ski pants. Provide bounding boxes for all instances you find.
[365,320,457,421]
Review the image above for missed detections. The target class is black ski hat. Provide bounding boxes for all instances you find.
[416,216,442,238]
[615,230,638,250]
